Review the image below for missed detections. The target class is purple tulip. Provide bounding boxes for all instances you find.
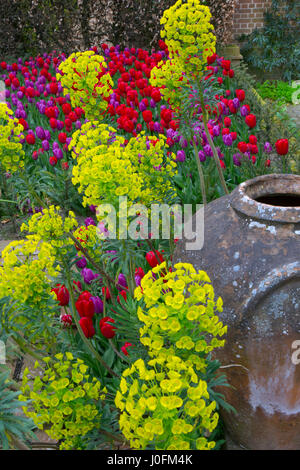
[198,150,206,162]
[53,147,63,160]
[166,128,175,139]
[204,144,213,157]
[135,273,143,287]
[76,256,87,269]
[139,101,147,112]
[117,273,127,291]
[264,142,273,153]
[213,125,220,137]
[233,98,240,109]
[36,126,45,140]
[223,134,233,146]
[44,129,51,141]
[176,150,186,162]
[85,217,96,227]
[42,140,50,151]
[233,153,242,166]
[91,296,103,314]
[153,122,161,133]
[180,137,188,148]
[150,98,156,108]
[82,268,99,285]
[240,105,249,117]
[57,120,64,130]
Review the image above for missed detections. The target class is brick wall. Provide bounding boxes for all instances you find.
[233,0,272,39]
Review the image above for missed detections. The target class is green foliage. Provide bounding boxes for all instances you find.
[240,0,300,81]
[20,353,107,450]
[233,61,300,174]
[255,80,298,105]
[0,366,35,449]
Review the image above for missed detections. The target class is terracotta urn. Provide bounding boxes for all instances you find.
[174,174,300,450]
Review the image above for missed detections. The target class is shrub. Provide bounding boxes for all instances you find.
[240,0,300,81]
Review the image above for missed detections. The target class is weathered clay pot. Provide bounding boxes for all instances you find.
[174,174,300,450]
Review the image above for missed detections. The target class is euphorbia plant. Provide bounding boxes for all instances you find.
[150,0,229,204]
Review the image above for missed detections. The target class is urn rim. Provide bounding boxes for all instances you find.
[230,174,300,223]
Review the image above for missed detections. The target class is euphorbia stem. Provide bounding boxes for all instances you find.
[64,265,119,378]
[199,92,229,196]
[22,174,47,209]
[192,140,207,205]
[109,339,130,363]
[68,232,118,303]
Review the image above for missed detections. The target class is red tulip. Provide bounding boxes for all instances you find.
[18,118,28,130]
[58,132,67,144]
[236,89,245,102]
[117,290,127,304]
[50,82,58,94]
[102,286,111,301]
[245,114,256,129]
[249,135,257,145]
[62,103,72,115]
[26,134,35,145]
[49,118,58,129]
[142,110,153,123]
[224,117,231,128]
[51,284,70,306]
[221,60,231,71]
[100,317,116,339]
[79,317,95,338]
[60,314,72,326]
[49,156,57,166]
[121,342,133,356]
[161,108,172,124]
[275,139,289,156]
[146,250,164,268]
[238,141,248,153]
[75,291,95,318]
